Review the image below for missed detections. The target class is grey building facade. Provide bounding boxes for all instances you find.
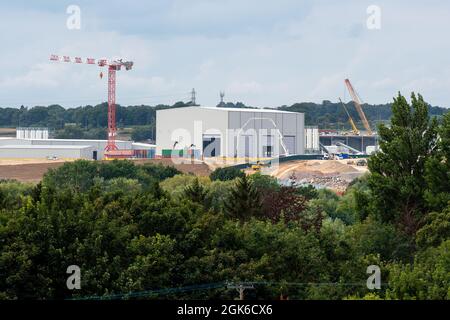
[156,106,305,158]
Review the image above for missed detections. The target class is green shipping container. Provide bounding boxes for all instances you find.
[162,149,172,157]
[162,149,184,157]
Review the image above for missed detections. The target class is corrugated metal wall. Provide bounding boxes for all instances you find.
[0,147,92,159]
[156,107,305,158]
[228,111,304,157]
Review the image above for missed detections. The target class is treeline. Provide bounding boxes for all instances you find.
[0,93,449,300]
[279,100,447,128]
[54,126,108,140]
[1,99,447,132]
[0,101,191,130]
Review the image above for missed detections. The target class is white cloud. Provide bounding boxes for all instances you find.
[0,63,61,88]
[227,81,263,95]
[0,1,449,108]
[372,78,395,89]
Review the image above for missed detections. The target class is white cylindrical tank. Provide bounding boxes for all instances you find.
[16,128,49,140]
[304,126,319,151]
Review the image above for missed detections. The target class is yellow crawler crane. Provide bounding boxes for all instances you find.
[339,97,360,135]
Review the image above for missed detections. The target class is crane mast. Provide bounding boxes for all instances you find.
[106,66,117,151]
[344,79,373,135]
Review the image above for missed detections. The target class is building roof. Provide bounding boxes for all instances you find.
[132,142,156,148]
[158,106,300,114]
[27,138,128,143]
[0,137,128,143]
[0,145,92,149]
[200,106,298,114]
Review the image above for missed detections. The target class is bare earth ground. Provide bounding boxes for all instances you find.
[0,128,16,137]
[270,160,369,193]
[0,158,211,183]
[0,157,363,192]
[0,161,68,182]
[204,157,368,193]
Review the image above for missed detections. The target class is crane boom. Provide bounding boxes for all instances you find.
[344,79,373,135]
[49,55,134,155]
[339,97,359,135]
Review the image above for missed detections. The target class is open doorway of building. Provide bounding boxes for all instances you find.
[203,135,221,157]
[263,145,273,157]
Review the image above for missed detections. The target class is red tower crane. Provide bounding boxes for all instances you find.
[49,54,134,158]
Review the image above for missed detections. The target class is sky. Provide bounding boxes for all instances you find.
[0,0,449,109]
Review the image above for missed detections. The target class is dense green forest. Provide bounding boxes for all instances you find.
[0,101,192,141]
[1,99,447,141]
[279,100,447,128]
[0,93,448,300]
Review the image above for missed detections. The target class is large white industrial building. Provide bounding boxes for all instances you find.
[156,106,308,158]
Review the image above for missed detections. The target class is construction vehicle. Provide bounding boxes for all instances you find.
[344,79,373,135]
[356,159,367,166]
[251,160,269,171]
[339,97,359,135]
